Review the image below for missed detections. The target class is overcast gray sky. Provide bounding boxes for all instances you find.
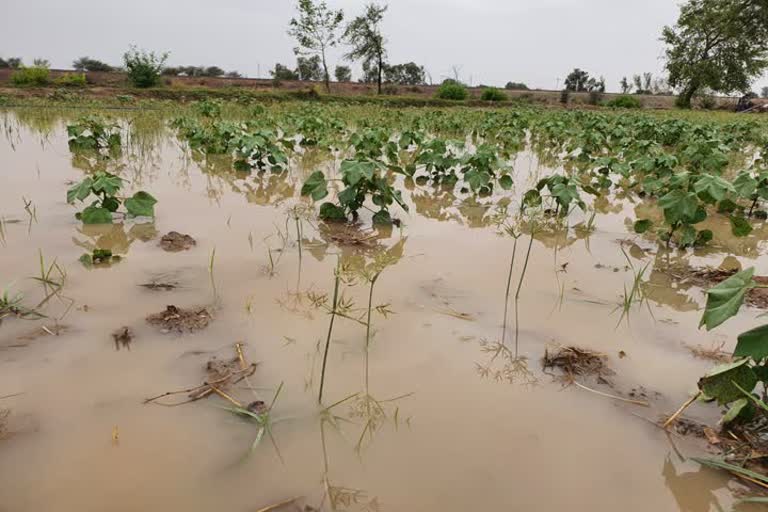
[2,0,767,93]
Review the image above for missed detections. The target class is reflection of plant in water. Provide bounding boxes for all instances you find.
[72,222,157,257]
[315,399,380,512]
[475,205,538,385]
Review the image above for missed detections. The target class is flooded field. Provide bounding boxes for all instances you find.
[1,104,767,511]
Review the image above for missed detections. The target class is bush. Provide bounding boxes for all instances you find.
[698,96,717,110]
[505,81,529,90]
[54,73,87,87]
[382,85,399,95]
[606,95,642,109]
[435,81,468,101]
[11,66,50,86]
[480,87,507,102]
[72,57,113,72]
[123,46,168,88]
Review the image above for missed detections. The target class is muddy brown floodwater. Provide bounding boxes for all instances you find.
[1,110,767,512]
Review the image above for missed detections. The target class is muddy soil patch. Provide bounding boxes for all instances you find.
[146,305,212,333]
[159,231,196,252]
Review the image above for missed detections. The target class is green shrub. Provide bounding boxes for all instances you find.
[54,73,87,87]
[11,66,50,86]
[607,95,642,109]
[480,87,507,102]
[123,46,168,88]
[435,81,468,101]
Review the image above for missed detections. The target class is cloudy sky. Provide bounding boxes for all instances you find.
[2,0,767,93]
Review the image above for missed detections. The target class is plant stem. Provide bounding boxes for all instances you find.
[364,273,380,393]
[514,229,536,356]
[501,237,519,347]
[318,266,341,404]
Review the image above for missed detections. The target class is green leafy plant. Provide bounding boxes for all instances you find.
[11,66,50,86]
[522,175,586,217]
[79,249,121,268]
[123,46,168,88]
[606,95,642,109]
[302,159,408,225]
[67,171,157,224]
[480,88,507,102]
[435,81,468,101]
[66,116,121,151]
[54,73,87,87]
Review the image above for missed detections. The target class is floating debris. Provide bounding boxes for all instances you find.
[144,343,257,406]
[146,305,212,333]
[159,231,196,252]
[542,345,613,378]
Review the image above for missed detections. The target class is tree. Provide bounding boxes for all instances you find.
[762,86,768,98]
[123,46,169,88]
[288,0,344,93]
[344,3,388,94]
[383,62,425,85]
[73,57,113,72]
[662,0,768,108]
[270,63,300,81]
[564,68,590,91]
[334,64,352,81]
[297,55,323,81]
[225,71,243,78]
[6,57,22,69]
[33,58,50,68]
[620,76,631,94]
[505,82,529,90]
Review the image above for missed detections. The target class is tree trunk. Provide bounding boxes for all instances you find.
[321,51,330,93]
[677,81,699,109]
[377,52,383,95]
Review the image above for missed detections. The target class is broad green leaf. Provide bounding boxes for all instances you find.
[301,171,329,201]
[80,206,113,224]
[102,196,120,213]
[91,173,123,196]
[658,189,698,224]
[633,219,652,234]
[372,209,392,225]
[679,225,697,247]
[67,177,93,204]
[340,160,376,187]
[700,267,755,330]
[720,398,749,424]
[464,169,491,192]
[695,229,713,245]
[124,191,157,217]
[337,187,358,207]
[693,174,734,202]
[697,358,758,404]
[499,174,513,190]
[733,171,757,198]
[522,189,542,209]
[730,215,752,237]
[319,202,346,222]
[735,324,768,361]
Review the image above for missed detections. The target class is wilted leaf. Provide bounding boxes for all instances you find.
[697,359,757,405]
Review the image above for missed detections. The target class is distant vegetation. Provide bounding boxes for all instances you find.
[606,95,642,109]
[663,0,768,108]
[564,68,605,92]
[480,87,507,101]
[334,65,352,82]
[73,57,113,72]
[123,46,168,88]
[162,66,241,78]
[0,57,22,69]
[435,80,468,100]
[11,65,50,86]
[504,82,528,90]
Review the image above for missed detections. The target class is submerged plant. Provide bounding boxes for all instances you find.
[66,171,157,224]
[66,116,121,151]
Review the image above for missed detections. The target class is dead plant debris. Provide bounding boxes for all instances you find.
[685,341,731,363]
[146,305,212,333]
[139,280,179,291]
[159,231,196,252]
[542,346,614,379]
[144,343,257,407]
[112,326,134,351]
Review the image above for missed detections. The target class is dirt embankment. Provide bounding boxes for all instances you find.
[1,68,759,110]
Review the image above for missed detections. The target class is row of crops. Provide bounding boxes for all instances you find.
[156,102,768,249]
